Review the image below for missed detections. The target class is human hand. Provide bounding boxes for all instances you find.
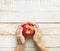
[15,25,25,51]
[33,24,48,51]
[33,24,42,45]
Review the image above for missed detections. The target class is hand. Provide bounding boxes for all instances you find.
[15,25,25,51]
[16,25,25,44]
[33,24,42,45]
[33,24,48,51]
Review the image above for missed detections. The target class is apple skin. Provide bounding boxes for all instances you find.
[22,22,35,38]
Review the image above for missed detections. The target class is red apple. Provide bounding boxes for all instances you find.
[22,22,35,38]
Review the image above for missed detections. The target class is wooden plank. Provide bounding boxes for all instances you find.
[0,48,60,51]
[0,35,60,48]
[0,0,60,22]
[0,24,60,35]
[0,22,60,24]
[0,0,60,51]
[0,11,60,22]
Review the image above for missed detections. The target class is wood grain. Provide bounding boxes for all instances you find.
[0,0,60,22]
[0,35,60,48]
[0,0,60,51]
[0,24,60,35]
[0,48,60,51]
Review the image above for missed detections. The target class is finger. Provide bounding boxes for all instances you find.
[33,25,42,40]
[16,25,21,42]
[34,24,40,31]
[16,25,25,44]
[34,26,38,34]
[16,25,21,36]
[19,27,25,44]
[19,27,23,35]
[34,24,42,35]
[33,26,38,40]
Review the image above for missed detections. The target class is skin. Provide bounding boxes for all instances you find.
[15,25,25,51]
[33,25,48,51]
[15,24,48,51]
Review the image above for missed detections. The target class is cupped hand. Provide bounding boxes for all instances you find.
[33,24,48,51]
[33,24,42,45]
[15,25,26,51]
[16,25,25,44]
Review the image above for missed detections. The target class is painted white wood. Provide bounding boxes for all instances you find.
[0,0,60,22]
[0,24,60,35]
[0,48,60,51]
[0,24,60,48]
[0,35,60,47]
[0,0,60,51]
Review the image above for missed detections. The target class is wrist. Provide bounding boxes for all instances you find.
[35,42,44,48]
[37,43,48,51]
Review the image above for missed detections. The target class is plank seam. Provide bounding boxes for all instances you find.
[0,22,60,24]
[0,34,60,36]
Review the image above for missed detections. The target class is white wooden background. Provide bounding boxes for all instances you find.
[0,0,60,51]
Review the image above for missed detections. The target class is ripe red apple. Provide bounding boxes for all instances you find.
[22,22,35,38]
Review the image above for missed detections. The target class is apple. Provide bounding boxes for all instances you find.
[22,22,35,38]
